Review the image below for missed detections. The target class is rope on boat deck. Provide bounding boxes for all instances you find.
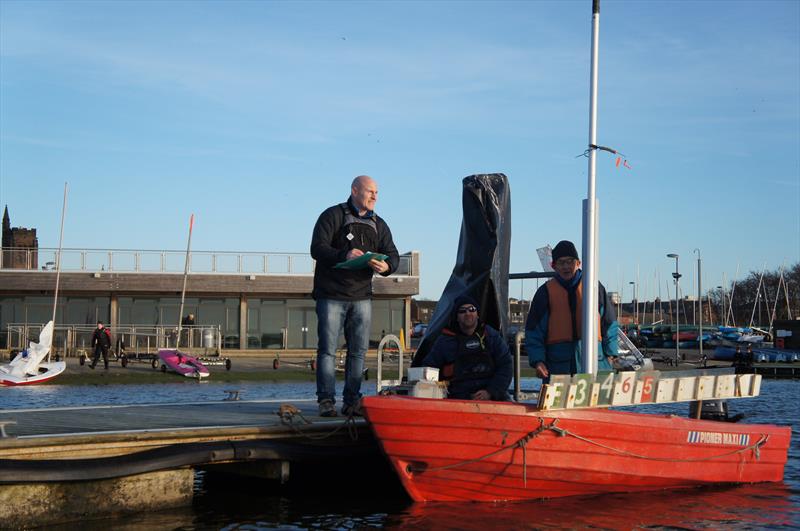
[276,403,360,441]
[407,418,771,488]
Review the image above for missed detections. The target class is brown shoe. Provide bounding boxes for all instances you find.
[318,399,337,417]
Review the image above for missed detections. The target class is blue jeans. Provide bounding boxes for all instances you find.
[315,298,371,406]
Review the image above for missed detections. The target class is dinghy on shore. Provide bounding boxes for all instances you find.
[0,322,66,386]
[157,348,210,379]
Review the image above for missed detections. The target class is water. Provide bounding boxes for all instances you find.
[2,379,798,529]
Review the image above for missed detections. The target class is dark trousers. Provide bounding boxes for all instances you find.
[91,345,109,369]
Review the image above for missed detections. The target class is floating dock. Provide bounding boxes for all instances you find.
[0,399,376,527]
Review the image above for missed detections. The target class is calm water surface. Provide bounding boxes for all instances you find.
[2,379,798,529]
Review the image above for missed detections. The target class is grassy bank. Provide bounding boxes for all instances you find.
[37,364,407,386]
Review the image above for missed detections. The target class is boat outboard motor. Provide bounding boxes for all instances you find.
[689,400,744,423]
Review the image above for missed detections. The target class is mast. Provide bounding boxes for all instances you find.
[581,0,601,375]
[47,183,68,362]
[176,214,194,349]
[749,263,766,328]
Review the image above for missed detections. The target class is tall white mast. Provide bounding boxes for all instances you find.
[47,182,68,362]
[176,214,194,349]
[581,0,601,374]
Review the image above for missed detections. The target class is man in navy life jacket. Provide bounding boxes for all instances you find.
[525,240,618,382]
[422,295,512,401]
[90,321,112,370]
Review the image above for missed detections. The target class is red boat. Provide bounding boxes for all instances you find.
[362,395,791,503]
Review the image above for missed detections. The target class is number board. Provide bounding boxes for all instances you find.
[538,374,571,409]
[633,371,659,404]
[611,372,637,405]
[595,371,615,406]
[571,373,594,408]
[537,370,762,411]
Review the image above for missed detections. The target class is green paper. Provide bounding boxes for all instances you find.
[334,252,388,270]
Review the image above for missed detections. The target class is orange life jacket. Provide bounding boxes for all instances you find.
[545,278,602,344]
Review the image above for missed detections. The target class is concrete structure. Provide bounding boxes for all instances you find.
[0,399,376,526]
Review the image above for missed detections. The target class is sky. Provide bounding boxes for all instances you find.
[1,0,798,302]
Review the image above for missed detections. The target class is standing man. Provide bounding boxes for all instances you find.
[181,313,195,347]
[90,321,111,370]
[422,295,512,401]
[311,175,399,417]
[525,240,618,381]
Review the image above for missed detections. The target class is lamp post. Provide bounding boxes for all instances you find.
[694,248,702,360]
[629,281,637,324]
[667,253,680,364]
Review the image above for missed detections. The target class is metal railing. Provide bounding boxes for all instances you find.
[0,247,414,276]
[5,324,222,358]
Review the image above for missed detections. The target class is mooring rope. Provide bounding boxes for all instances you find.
[407,418,771,487]
[276,403,360,441]
[407,418,553,485]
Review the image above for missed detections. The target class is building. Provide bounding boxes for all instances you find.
[0,246,420,351]
[509,298,530,325]
[410,299,437,324]
[411,297,531,328]
[1,206,39,270]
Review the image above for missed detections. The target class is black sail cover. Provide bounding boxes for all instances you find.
[411,173,511,366]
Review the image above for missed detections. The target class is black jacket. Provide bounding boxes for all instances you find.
[91,327,111,349]
[311,199,399,300]
[421,324,512,401]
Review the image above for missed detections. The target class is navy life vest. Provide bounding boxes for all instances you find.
[441,326,495,383]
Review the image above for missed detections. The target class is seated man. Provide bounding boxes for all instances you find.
[422,295,512,401]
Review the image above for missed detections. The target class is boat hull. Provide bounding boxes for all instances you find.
[157,349,210,378]
[362,395,791,502]
[0,361,67,386]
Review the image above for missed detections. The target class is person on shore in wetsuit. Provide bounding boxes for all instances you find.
[90,321,112,370]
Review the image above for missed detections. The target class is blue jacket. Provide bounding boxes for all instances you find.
[422,324,512,401]
[525,271,618,376]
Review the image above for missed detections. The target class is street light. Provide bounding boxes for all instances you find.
[694,248,702,360]
[629,281,637,324]
[667,253,681,364]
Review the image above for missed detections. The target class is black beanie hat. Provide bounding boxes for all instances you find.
[452,294,479,317]
[552,240,580,262]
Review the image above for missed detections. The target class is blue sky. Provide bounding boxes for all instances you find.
[1,0,798,301]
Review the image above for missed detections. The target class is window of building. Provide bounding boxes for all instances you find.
[371,299,406,347]
[247,299,287,349]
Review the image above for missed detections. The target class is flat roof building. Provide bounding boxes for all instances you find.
[0,246,420,352]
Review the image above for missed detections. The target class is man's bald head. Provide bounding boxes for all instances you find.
[350,175,378,214]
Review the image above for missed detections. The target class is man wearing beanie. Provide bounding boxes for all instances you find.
[525,240,618,381]
[421,294,512,401]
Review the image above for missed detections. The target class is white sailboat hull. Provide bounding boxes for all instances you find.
[0,322,66,386]
[0,361,66,386]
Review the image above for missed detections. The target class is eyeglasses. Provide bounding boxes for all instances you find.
[457,306,478,314]
[555,258,578,267]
